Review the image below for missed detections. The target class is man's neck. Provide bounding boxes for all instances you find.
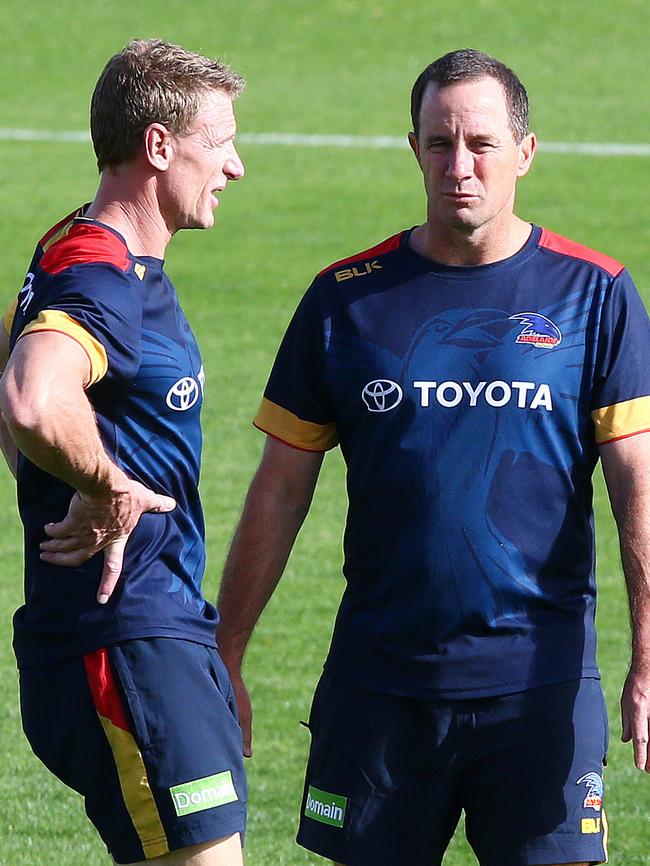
[85,170,172,259]
[409,216,533,267]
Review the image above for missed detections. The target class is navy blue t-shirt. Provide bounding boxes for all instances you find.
[9,209,217,667]
[255,226,650,698]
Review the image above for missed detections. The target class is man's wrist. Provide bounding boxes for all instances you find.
[216,639,246,674]
[77,462,130,501]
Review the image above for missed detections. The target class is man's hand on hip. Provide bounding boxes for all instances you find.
[39,479,176,603]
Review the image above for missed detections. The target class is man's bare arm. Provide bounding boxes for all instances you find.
[600,431,650,772]
[217,436,324,755]
[0,325,17,476]
[0,330,175,602]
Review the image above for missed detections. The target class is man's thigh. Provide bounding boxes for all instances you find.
[462,678,608,866]
[120,833,243,865]
[20,638,247,864]
[296,672,464,866]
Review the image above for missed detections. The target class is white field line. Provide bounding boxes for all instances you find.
[1,128,649,157]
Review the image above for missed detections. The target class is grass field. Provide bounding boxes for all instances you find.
[0,1,649,864]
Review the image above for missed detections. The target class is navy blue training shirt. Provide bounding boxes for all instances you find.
[8,208,217,667]
[255,226,650,698]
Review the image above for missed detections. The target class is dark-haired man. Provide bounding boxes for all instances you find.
[0,40,246,866]
[217,49,650,866]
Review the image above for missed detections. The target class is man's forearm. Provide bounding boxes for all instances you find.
[0,331,175,599]
[618,490,650,667]
[618,489,650,771]
[601,434,650,771]
[2,383,125,495]
[217,475,311,666]
[217,438,323,669]
[603,438,650,664]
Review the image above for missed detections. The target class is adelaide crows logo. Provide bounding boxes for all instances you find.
[576,772,603,811]
[509,312,562,348]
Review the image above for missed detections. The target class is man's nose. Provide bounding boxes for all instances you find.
[224,146,245,180]
[445,144,473,181]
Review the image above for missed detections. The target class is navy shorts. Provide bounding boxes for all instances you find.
[20,638,247,864]
[298,673,608,866]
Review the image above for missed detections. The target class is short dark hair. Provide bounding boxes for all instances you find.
[410,49,529,143]
[91,39,245,171]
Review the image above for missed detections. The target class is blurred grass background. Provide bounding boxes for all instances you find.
[0,1,648,863]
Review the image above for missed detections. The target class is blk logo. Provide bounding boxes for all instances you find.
[362,379,403,412]
[334,260,382,282]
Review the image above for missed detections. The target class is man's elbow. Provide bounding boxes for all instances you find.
[0,380,50,440]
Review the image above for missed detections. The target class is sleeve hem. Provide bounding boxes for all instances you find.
[598,427,650,446]
[252,422,332,453]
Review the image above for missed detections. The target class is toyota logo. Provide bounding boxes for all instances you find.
[361,379,403,412]
[166,377,200,411]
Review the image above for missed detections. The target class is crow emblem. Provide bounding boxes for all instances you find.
[509,312,562,348]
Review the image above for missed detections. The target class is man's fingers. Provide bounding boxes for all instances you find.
[144,493,176,514]
[230,677,253,758]
[40,548,94,567]
[621,692,650,771]
[241,710,253,759]
[40,535,89,553]
[240,700,253,758]
[621,705,632,742]
[630,713,650,771]
[633,736,649,772]
[43,517,78,538]
[41,484,172,586]
[97,538,128,604]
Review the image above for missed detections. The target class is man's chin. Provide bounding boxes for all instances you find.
[444,214,482,235]
[181,214,215,231]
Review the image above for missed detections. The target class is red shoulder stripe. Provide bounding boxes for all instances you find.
[318,231,404,277]
[539,228,624,278]
[40,223,130,275]
[83,648,131,732]
[38,207,83,248]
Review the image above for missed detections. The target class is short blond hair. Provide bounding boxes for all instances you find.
[90,39,245,171]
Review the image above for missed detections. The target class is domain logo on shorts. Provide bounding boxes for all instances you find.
[304,785,347,828]
[170,770,238,816]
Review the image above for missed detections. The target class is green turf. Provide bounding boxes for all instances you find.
[0,1,649,864]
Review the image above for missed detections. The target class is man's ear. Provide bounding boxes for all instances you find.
[408,130,420,161]
[517,132,537,178]
[143,123,173,171]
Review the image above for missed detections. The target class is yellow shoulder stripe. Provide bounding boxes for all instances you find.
[18,310,109,386]
[3,299,17,336]
[254,397,338,451]
[592,395,650,444]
